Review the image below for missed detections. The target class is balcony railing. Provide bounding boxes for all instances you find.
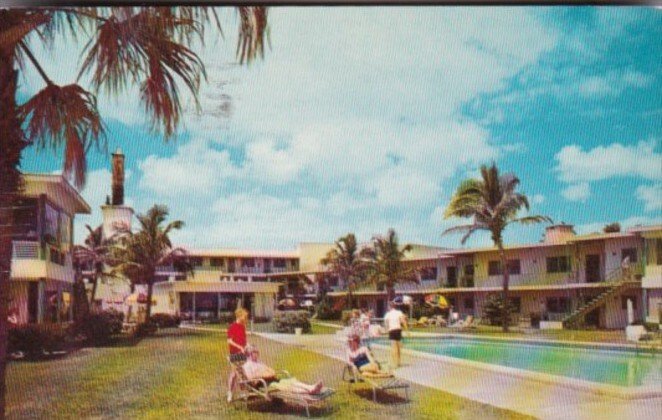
[12,240,69,267]
[12,241,39,259]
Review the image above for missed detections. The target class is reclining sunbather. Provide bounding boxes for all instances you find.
[243,345,325,395]
[346,334,392,377]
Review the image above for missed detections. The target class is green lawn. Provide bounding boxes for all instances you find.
[7,329,531,419]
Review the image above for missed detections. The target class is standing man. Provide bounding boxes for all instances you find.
[383,301,407,369]
[227,307,249,402]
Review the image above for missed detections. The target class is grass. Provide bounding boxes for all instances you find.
[7,329,531,419]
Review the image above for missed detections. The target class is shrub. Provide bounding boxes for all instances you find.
[218,311,235,324]
[315,297,341,321]
[253,316,270,324]
[76,309,124,345]
[273,310,311,334]
[411,304,437,320]
[135,320,158,337]
[482,295,518,327]
[150,313,181,328]
[530,312,541,328]
[8,323,71,359]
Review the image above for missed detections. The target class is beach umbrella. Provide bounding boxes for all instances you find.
[425,294,449,309]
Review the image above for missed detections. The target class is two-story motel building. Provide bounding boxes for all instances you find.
[8,174,90,324]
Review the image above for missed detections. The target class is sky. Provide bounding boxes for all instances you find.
[19,7,662,250]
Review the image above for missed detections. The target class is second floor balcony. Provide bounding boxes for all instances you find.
[11,240,72,282]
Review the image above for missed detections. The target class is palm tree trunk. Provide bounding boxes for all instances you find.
[498,243,510,332]
[90,273,99,308]
[72,265,89,323]
[0,29,27,419]
[145,280,154,322]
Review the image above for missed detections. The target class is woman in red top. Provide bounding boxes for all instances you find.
[227,307,249,402]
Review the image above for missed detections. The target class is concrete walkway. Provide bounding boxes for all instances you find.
[255,332,662,420]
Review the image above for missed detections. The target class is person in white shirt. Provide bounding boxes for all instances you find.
[242,345,324,395]
[383,301,407,369]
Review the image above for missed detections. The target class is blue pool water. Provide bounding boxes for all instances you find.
[375,336,662,387]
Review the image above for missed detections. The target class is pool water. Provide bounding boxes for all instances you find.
[376,337,662,387]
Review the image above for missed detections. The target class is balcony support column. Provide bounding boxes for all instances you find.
[36,279,44,323]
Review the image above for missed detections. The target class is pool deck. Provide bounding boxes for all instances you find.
[256,331,662,420]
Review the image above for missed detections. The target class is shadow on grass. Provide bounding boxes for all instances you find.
[352,388,410,405]
[231,398,336,418]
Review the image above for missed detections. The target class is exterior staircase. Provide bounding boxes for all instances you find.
[562,267,640,329]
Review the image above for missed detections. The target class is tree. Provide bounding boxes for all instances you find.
[442,163,552,332]
[363,229,418,304]
[73,225,112,309]
[110,205,189,322]
[603,222,621,233]
[0,7,267,416]
[320,233,369,310]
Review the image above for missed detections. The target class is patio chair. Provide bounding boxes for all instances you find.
[341,362,410,403]
[228,357,335,417]
[449,315,476,330]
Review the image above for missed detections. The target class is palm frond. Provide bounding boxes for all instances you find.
[19,83,104,188]
[507,215,553,226]
[236,6,268,65]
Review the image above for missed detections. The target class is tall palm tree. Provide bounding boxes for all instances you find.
[442,163,552,332]
[0,7,267,416]
[73,224,113,309]
[110,205,189,322]
[364,229,418,304]
[320,233,369,310]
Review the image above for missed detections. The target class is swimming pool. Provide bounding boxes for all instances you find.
[374,336,662,389]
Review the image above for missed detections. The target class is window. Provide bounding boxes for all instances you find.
[210,257,223,267]
[547,256,571,273]
[419,267,437,281]
[190,257,203,267]
[488,261,501,276]
[488,260,520,276]
[463,297,474,310]
[656,240,662,266]
[464,264,474,276]
[621,296,637,310]
[242,258,255,268]
[510,297,522,313]
[59,213,71,246]
[621,248,638,263]
[44,203,59,243]
[273,259,286,268]
[546,297,571,313]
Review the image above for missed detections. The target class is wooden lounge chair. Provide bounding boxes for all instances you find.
[342,363,410,403]
[228,357,335,417]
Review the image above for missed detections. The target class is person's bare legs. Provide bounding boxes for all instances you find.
[273,378,324,394]
[227,370,237,401]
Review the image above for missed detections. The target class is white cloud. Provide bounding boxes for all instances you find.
[636,184,662,212]
[555,140,661,184]
[577,71,653,98]
[561,183,590,202]
[531,194,546,205]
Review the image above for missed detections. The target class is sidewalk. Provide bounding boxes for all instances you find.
[256,332,662,420]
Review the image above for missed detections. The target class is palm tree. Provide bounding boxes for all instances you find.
[320,233,369,310]
[110,205,189,322]
[0,7,267,416]
[73,225,113,309]
[442,163,552,332]
[364,229,418,304]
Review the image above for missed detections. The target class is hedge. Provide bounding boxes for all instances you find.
[273,310,311,334]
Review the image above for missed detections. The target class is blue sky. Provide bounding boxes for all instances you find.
[19,7,662,249]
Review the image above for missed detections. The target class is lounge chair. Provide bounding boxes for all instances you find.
[449,315,476,330]
[341,361,410,402]
[228,357,335,417]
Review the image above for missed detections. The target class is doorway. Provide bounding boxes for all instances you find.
[447,266,457,288]
[585,255,601,283]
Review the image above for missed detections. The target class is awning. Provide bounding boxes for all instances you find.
[154,281,281,294]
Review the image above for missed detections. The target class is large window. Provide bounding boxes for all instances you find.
[13,198,38,239]
[546,297,571,313]
[657,239,662,266]
[419,267,437,281]
[210,257,223,268]
[621,248,638,263]
[273,259,287,268]
[44,202,59,243]
[547,256,571,273]
[488,260,521,276]
[242,258,256,268]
